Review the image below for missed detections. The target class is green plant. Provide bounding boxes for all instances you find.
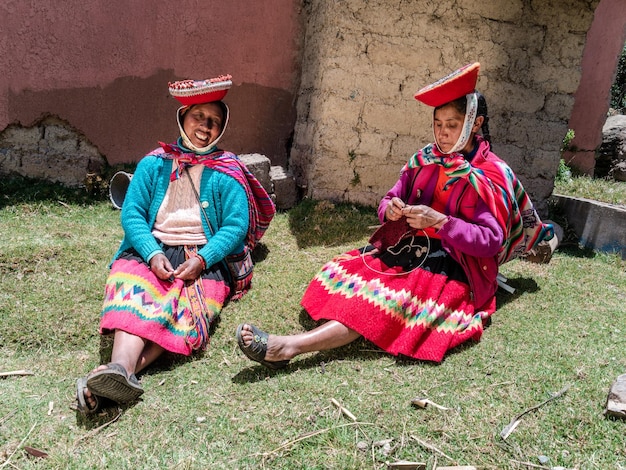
[348,149,357,163]
[350,169,361,186]
[560,129,575,155]
[553,174,626,206]
[556,129,575,183]
[347,149,361,187]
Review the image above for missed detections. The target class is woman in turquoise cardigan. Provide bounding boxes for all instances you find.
[76,76,274,415]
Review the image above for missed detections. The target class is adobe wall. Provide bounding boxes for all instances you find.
[290,0,600,215]
[0,1,302,175]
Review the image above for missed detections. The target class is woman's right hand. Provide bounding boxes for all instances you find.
[149,253,175,281]
[386,197,406,221]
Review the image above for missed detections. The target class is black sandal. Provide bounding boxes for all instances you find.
[236,324,290,370]
[86,362,144,404]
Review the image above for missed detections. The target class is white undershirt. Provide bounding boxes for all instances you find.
[152,165,208,246]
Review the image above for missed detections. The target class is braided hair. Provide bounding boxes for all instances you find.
[476,92,491,146]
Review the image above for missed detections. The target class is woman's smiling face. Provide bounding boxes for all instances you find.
[182,102,224,148]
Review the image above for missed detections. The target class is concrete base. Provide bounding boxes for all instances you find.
[605,373,626,419]
[552,194,626,259]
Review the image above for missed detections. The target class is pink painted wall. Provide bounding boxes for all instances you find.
[565,0,626,175]
[0,1,303,167]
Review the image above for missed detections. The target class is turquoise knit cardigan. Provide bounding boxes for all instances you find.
[113,153,249,269]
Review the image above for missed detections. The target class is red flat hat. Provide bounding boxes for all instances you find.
[169,74,232,106]
[414,62,480,107]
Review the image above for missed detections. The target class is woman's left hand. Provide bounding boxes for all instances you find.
[173,257,204,281]
[402,205,448,230]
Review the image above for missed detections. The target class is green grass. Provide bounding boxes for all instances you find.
[1,179,626,469]
[554,175,626,207]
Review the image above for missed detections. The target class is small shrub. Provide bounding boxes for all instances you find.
[556,129,575,183]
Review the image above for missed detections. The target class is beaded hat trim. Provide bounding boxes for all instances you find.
[169,74,232,106]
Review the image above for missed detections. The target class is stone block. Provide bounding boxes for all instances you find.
[270,165,298,210]
[605,373,626,419]
[0,120,106,187]
[239,153,272,194]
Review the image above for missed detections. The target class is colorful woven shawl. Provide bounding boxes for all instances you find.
[154,142,275,250]
[406,138,553,264]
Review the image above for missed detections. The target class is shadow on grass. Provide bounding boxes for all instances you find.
[96,319,218,378]
[287,199,379,249]
[75,399,141,430]
[231,339,389,384]
[556,243,597,259]
[0,175,109,208]
[495,275,539,309]
[231,334,446,384]
[251,241,270,264]
[75,330,213,428]
[231,272,546,384]
[547,199,602,260]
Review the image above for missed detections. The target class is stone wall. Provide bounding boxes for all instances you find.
[290,0,600,215]
[0,117,106,187]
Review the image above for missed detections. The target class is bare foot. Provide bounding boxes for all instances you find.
[89,364,109,374]
[76,376,100,414]
[83,387,98,411]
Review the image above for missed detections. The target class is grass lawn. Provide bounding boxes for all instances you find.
[554,173,626,208]
[1,182,625,469]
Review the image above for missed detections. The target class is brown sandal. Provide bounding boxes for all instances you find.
[236,324,290,370]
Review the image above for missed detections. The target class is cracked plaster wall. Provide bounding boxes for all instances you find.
[291,0,600,215]
[0,118,106,187]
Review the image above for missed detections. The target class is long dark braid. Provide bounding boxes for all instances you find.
[476,92,491,147]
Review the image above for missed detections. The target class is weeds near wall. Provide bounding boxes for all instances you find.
[348,149,361,187]
[557,129,576,182]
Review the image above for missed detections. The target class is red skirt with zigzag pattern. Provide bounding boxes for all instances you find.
[301,240,495,363]
[100,246,229,356]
